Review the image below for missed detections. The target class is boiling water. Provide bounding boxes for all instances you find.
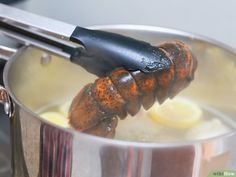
[38,98,234,142]
[115,107,233,142]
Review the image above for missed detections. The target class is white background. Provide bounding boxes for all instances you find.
[15,0,236,48]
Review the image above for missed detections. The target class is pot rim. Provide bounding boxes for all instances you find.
[3,24,236,148]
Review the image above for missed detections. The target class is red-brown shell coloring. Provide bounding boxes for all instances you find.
[68,41,197,138]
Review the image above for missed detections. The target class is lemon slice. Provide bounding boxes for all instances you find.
[40,112,69,128]
[59,101,72,117]
[148,97,202,129]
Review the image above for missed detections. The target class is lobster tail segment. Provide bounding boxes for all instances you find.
[158,41,197,99]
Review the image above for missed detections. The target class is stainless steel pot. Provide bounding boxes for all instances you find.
[0,4,236,177]
[0,25,235,177]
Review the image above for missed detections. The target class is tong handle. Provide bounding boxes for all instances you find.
[0,3,80,59]
[0,3,171,75]
[0,3,75,40]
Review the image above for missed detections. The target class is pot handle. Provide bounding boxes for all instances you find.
[0,85,14,117]
[0,45,16,117]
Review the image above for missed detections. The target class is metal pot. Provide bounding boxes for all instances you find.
[0,25,235,177]
[0,5,236,177]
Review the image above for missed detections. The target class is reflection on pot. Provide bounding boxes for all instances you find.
[39,124,72,177]
[100,146,146,177]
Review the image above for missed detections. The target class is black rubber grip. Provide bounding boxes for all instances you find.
[70,26,170,74]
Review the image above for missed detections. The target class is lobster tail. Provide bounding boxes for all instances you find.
[68,41,197,138]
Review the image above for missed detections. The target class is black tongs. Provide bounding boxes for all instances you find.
[0,3,170,76]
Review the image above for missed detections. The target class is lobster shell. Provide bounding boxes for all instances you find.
[68,41,197,138]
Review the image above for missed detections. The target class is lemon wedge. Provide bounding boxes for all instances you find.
[148,97,202,129]
[58,101,72,117]
[40,112,69,128]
